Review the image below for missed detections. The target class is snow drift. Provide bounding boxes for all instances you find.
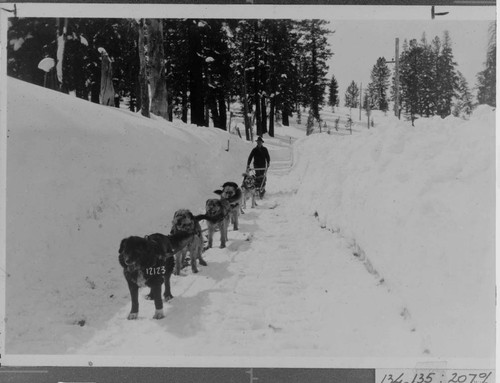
[3,77,495,365]
[281,108,496,358]
[5,77,252,354]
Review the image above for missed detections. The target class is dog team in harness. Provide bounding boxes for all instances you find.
[119,136,271,320]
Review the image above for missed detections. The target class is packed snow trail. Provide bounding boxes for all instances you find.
[74,138,425,358]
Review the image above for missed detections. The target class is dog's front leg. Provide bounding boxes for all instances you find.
[163,257,174,302]
[127,279,139,320]
[220,222,227,248]
[233,210,239,231]
[190,253,198,273]
[207,225,215,249]
[174,251,183,276]
[150,283,164,319]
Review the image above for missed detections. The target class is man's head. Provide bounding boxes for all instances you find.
[256,137,264,147]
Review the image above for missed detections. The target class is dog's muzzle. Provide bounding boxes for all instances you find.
[222,191,235,199]
[207,207,219,216]
[123,254,140,270]
[178,223,193,231]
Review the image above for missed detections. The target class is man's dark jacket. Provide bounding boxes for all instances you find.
[247,146,270,169]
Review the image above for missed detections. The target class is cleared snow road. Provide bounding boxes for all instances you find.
[74,138,425,359]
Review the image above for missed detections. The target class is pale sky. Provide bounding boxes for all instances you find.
[327,18,495,98]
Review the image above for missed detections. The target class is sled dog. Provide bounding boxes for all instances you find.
[118,231,194,320]
[170,209,207,275]
[214,181,242,231]
[241,172,258,210]
[200,198,231,249]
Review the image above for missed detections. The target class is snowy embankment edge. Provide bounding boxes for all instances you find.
[282,108,496,357]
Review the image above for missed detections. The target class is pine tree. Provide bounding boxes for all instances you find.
[298,20,333,121]
[453,71,474,119]
[399,39,422,125]
[476,22,496,107]
[263,19,301,135]
[344,80,359,108]
[164,19,190,121]
[202,19,232,130]
[229,19,256,140]
[435,31,457,118]
[367,57,390,111]
[328,74,339,112]
[419,34,437,117]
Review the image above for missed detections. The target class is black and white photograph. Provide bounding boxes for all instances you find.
[0,1,496,379]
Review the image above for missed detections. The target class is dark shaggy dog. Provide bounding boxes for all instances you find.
[241,172,258,211]
[170,209,207,275]
[118,232,194,320]
[214,181,242,231]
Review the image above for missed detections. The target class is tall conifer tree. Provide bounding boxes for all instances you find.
[328,74,339,112]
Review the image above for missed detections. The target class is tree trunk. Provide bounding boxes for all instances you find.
[268,97,275,137]
[217,92,227,130]
[147,19,169,120]
[55,18,68,92]
[242,40,252,141]
[90,81,100,104]
[282,104,289,126]
[260,40,268,136]
[205,105,210,126]
[188,21,205,126]
[243,80,252,141]
[99,50,115,106]
[137,19,150,118]
[167,90,173,121]
[181,91,188,123]
[310,35,320,120]
[253,26,262,137]
[214,89,227,130]
[261,97,267,135]
[208,94,220,128]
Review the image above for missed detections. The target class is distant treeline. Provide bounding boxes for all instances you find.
[7,18,333,138]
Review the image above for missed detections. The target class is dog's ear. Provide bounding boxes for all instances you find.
[213,190,223,195]
[119,238,126,254]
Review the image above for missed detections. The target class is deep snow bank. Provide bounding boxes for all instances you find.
[283,108,496,358]
[5,78,252,353]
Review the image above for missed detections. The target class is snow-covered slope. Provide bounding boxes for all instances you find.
[3,78,495,367]
[280,107,496,359]
[5,77,252,354]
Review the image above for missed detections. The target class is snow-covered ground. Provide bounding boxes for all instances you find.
[2,78,495,368]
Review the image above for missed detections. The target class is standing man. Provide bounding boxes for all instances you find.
[247,136,270,197]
